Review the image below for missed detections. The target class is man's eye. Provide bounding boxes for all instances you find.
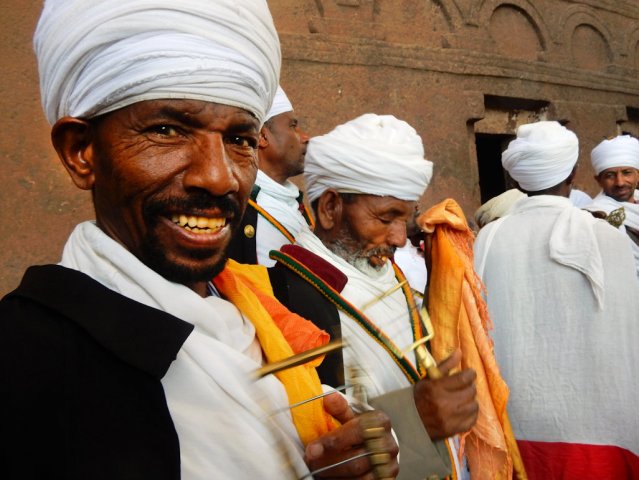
[227,136,257,149]
[148,125,180,137]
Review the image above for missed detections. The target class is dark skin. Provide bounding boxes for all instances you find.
[314,190,479,441]
[51,99,398,478]
[594,166,639,203]
[259,110,309,184]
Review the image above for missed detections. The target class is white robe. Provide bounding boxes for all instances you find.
[296,229,465,478]
[254,170,313,266]
[60,221,308,479]
[296,229,418,398]
[474,196,639,456]
[585,189,639,279]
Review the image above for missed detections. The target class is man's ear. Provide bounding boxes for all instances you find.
[317,189,343,231]
[258,126,270,150]
[51,117,96,191]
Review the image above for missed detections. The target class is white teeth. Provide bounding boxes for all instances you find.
[172,214,226,234]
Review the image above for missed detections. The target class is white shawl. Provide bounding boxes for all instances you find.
[296,229,416,397]
[474,196,639,454]
[586,189,639,278]
[254,170,312,266]
[60,221,307,479]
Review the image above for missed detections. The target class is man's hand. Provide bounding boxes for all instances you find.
[413,349,478,440]
[304,392,399,479]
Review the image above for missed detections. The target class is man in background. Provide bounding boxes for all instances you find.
[474,121,639,477]
[585,134,639,278]
[227,86,314,266]
[269,113,479,479]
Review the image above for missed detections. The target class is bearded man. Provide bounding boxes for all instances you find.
[268,114,479,480]
[474,121,639,478]
[0,2,399,479]
[585,134,639,278]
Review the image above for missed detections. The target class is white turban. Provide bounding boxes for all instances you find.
[34,0,281,125]
[502,121,579,192]
[474,189,527,228]
[591,135,639,175]
[304,114,433,203]
[265,86,293,121]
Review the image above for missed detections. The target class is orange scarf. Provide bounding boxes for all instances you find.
[213,260,340,445]
[418,199,527,480]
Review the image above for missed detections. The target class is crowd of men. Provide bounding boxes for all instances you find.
[1,1,638,479]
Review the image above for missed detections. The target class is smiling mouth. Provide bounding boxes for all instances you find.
[171,214,228,234]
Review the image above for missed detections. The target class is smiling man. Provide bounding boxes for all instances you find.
[0,2,399,479]
[585,134,639,278]
[268,114,479,480]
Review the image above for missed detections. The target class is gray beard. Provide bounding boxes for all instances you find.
[326,238,388,279]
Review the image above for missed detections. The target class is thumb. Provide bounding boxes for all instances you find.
[322,391,354,424]
[436,348,462,376]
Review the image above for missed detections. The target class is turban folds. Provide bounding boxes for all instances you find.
[304,114,433,203]
[34,0,281,125]
[265,86,293,121]
[502,121,578,192]
[591,135,639,175]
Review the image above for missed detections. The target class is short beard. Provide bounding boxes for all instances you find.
[139,192,239,284]
[142,239,228,285]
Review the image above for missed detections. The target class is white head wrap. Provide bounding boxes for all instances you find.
[265,86,293,121]
[591,135,639,175]
[474,189,527,228]
[304,114,433,203]
[502,121,579,192]
[34,0,281,125]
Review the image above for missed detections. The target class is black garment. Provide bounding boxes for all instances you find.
[268,263,344,387]
[226,185,261,264]
[0,265,193,480]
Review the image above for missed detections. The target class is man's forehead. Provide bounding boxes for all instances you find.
[108,99,258,125]
[600,166,638,175]
[348,193,415,211]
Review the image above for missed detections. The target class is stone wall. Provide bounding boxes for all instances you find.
[1,0,638,294]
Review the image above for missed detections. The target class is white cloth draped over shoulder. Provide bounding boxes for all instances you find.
[295,229,417,397]
[585,189,639,278]
[60,222,308,480]
[474,195,639,456]
[254,170,313,266]
[34,0,281,124]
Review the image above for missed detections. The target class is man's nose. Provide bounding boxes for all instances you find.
[183,134,240,196]
[614,172,626,186]
[388,222,408,248]
[299,129,310,144]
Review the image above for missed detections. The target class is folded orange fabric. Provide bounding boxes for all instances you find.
[214,260,340,445]
[418,199,526,480]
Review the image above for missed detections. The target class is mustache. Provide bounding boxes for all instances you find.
[144,192,242,219]
[364,245,397,259]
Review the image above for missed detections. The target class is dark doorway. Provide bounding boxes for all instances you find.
[475,133,516,203]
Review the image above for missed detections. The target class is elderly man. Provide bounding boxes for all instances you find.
[474,121,639,477]
[268,114,479,480]
[0,2,399,479]
[227,86,313,266]
[585,134,639,277]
